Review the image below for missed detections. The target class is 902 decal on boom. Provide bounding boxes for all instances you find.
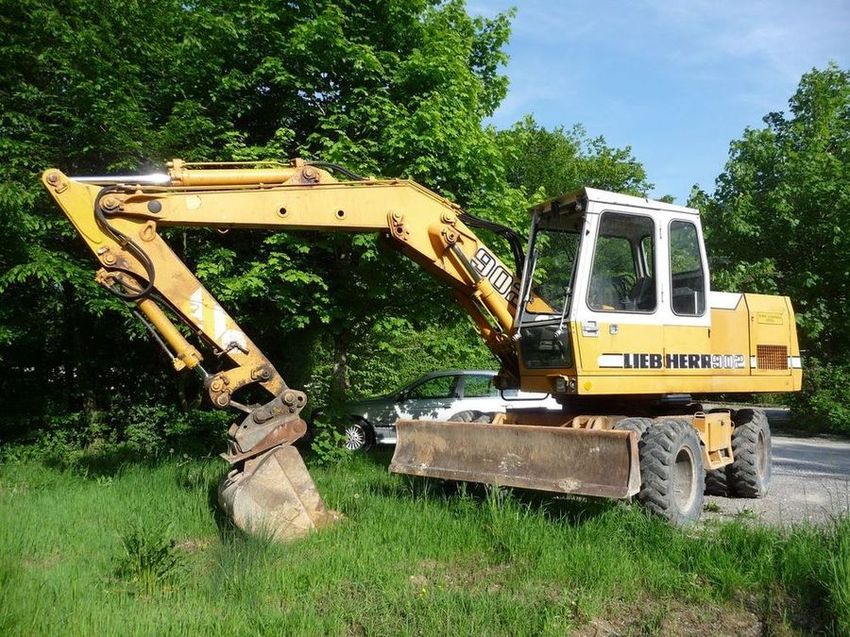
[469,247,520,308]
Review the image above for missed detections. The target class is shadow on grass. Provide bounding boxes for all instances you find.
[47,442,620,535]
[35,442,245,540]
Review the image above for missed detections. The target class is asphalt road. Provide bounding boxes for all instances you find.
[704,417,850,525]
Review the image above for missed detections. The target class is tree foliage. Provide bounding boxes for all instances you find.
[0,0,656,450]
[695,64,850,432]
[495,115,653,201]
[697,64,850,352]
[0,0,519,426]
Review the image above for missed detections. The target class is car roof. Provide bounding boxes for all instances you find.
[411,369,496,383]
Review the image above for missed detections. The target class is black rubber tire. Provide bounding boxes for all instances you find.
[613,417,655,439]
[728,408,771,498]
[636,419,705,526]
[447,410,493,423]
[704,468,729,496]
[340,418,375,452]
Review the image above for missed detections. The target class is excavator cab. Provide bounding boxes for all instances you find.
[390,191,659,501]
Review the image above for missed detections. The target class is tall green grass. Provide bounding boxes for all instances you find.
[0,449,847,636]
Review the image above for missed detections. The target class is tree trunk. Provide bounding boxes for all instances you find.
[330,330,351,401]
[176,374,203,411]
[60,283,77,413]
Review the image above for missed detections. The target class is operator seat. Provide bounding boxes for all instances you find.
[627,277,656,311]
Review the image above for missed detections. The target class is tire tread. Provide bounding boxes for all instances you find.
[728,409,771,498]
[636,419,705,525]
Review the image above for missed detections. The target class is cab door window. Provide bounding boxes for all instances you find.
[669,220,706,316]
[587,213,656,312]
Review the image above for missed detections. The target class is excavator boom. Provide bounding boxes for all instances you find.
[42,158,642,539]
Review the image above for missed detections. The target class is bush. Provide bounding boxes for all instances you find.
[306,404,354,466]
[1,404,231,466]
[790,358,850,435]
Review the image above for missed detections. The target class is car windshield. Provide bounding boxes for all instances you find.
[526,211,582,314]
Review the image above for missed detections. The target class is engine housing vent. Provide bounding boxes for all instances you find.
[757,344,788,370]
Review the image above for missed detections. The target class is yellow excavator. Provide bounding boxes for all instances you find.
[42,159,801,536]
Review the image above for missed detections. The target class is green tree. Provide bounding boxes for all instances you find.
[0,0,516,436]
[694,64,850,432]
[495,115,653,201]
[697,64,850,351]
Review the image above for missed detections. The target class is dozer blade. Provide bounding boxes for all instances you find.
[218,445,338,541]
[390,420,640,499]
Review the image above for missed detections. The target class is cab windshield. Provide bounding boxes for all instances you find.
[525,211,583,315]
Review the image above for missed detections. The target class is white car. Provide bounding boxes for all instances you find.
[318,369,563,451]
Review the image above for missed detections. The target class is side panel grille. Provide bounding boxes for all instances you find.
[757,345,788,370]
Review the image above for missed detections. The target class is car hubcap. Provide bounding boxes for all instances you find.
[344,424,366,451]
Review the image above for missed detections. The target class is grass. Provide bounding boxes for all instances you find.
[0,448,848,636]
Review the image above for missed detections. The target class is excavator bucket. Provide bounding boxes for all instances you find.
[390,420,640,499]
[218,445,338,541]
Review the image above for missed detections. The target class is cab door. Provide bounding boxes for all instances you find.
[574,210,665,392]
[662,218,711,380]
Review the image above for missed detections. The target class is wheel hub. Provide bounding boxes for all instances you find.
[673,446,697,511]
[344,424,366,451]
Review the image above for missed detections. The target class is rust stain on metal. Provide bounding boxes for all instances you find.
[390,420,640,499]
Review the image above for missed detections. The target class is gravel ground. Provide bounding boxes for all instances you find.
[703,409,850,525]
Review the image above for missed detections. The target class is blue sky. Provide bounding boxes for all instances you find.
[470,1,850,202]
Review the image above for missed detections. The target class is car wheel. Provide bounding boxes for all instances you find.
[341,418,375,452]
[447,410,493,423]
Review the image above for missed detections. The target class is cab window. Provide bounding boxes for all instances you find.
[669,220,706,316]
[588,213,656,312]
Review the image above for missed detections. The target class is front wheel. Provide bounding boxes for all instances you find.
[636,419,705,526]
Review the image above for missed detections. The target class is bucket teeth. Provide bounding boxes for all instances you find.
[219,445,339,541]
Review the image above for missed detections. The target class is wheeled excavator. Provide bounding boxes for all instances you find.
[42,159,801,536]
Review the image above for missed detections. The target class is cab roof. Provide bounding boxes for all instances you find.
[528,187,699,217]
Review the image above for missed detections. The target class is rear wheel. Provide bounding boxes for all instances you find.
[704,468,729,496]
[636,419,705,526]
[728,409,771,497]
[447,410,493,423]
[341,419,375,452]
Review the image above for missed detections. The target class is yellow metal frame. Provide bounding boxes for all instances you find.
[42,161,529,410]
